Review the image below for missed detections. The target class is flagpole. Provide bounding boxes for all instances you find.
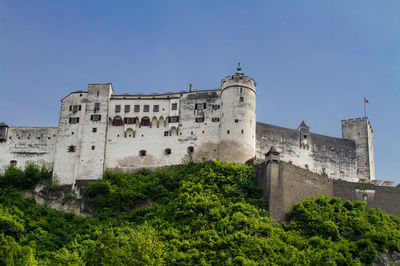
[363,97,366,118]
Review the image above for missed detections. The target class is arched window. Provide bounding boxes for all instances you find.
[112,116,123,126]
[164,148,171,155]
[139,150,146,157]
[141,117,150,126]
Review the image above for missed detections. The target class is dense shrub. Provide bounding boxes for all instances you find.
[0,164,51,189]
[0,161,399,264]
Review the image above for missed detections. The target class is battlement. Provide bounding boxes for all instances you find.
[341,117,368,125]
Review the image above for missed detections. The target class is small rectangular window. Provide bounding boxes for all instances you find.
[92,128,97,132]
[115,105,121,113]
[195,103,206,110]
[124,105,130,113]
[168,116,179,123]
[212,104,220,110]
[227,130,230,134]
[94,103,100,112]
[72,105,79,113]
[195,117,204,123]
[90,114,101,121]
[78,105,82,111]
[153,105,159,112]
[144,105,149,112]
[212,118,220,122]
[134,105,140,112]
[69,117,80,124]
[164,131,169,136]
[239,97,244,102]
[69,105,72,111]
[171,103,178,110]
[235,119,239,123]
[124,117,136,124]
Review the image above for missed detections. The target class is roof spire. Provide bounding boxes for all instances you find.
[235,62,244,76]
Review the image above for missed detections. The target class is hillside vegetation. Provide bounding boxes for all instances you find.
[0,162,399,265]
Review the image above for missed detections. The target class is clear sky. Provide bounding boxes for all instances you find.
[1,1,399,183]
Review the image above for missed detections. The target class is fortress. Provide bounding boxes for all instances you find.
[0,65,376,187]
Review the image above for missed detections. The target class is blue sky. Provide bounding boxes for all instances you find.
[0,1,399,182]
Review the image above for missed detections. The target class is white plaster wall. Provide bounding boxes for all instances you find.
[0,127,57,173]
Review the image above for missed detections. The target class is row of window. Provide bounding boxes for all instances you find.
[69,115,102,124]
[70,103,101,113]
[67,145,195,156]
[195,103,220,110]
[115,103,177,113]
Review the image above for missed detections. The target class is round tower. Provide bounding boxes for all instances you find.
[219,63,256,163]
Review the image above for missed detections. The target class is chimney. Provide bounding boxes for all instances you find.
[189,84,193,92]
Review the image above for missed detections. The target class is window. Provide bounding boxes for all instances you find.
[69,117,80,124]
[10,160,17,166]
[72,105,79,113]
[164,148,171,155]
[139,150,146,157]
[134,105,140,112]
[68,145,76,152]
[92,128,97,132]
[153,105,159,112]
[239,97,244,102]
[143,105,149,112]
[113,117,123,126]
[235,119,239,123]
[164,131,169,136]
[91,146,95,150]
[171,103,178,110]
[212,104,220,110]
[195,103,206,110]
[241,129,244,134]
[227,130,230,134]
[141,117,150,126]
[195,117,204,123]
[115,105,121,113]
[69,105,72,111]
[124,117,136,124]
[90,114,101,121]
[187,146,194,154]
[94,103,100,112]
[124,105,130,113]
[168,116,179,123]
[304,135,307,139]
[212,118,220,122]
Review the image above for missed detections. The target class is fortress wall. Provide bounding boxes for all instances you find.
[256,160,400,221]
[0,127,57,173]
[256,122,357,181]
[105,90,222,172]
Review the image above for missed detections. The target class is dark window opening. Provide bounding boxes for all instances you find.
[68,145,76,152]
[90,114,101,121]
[227,130,230,134]
[241,129,244,134]
[71,132,74,135]
[139,150,146,157]
[212,118,220,122]
[168,116,179,123]
[212,104,220,110]
[93,128,97,133]
[91,146,95,150]
[304,135,307,139]
[124,105,130,113]
[134,105,140,112]
[195,103,206,110]
[195,117,204,123]
[165,148,171,155]
[124,117,136,124]
[69,117,80,124]
[171,103,178,110]
[113,117,123,126]
[72,105,79,113]
[153,105,159,112]
[239,97,244,102]
[94,103,100,112]
[144,105,150,112]
[141,117,150,126]
[235,119,239,123]
[69,105,72,111]
[115,105,121,113]
[187,146,194,154]
[10,160,17,166]
[164,131,169,136]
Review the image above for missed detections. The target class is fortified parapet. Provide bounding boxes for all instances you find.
[341,117,375,181]
[219,64,256,163]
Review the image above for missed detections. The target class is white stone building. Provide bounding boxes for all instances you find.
[0,65,375,186]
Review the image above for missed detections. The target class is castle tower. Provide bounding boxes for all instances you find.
[341,117,375,181]
[219,64,256,163]
[53,83,114,185]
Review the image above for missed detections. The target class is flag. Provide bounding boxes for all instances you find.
[364,98,369,103]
